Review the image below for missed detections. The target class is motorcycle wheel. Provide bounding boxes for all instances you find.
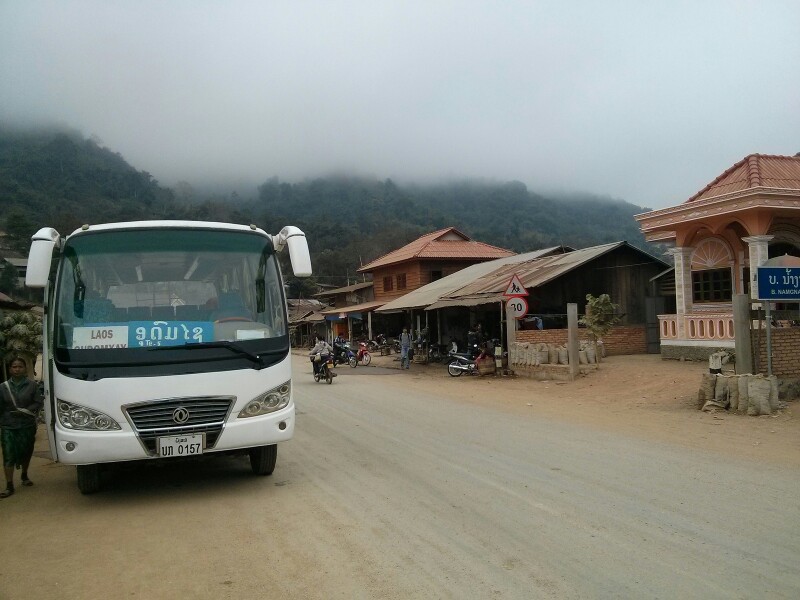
[447,359,464,377]
[314,373,320,382]
[361,353,371,366]
[348,356,358,368]
[326,371,333,384]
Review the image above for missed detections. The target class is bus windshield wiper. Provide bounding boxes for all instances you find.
[148,341,267,368]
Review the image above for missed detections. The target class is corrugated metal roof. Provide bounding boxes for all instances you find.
[357,227,514,272]
[312,281,373,296]
[290,310,326,324]
[686,154,800,203]
[376,246,570,312]
[427,295,504,310]
[320,300,386,315]
[425,241,668,310]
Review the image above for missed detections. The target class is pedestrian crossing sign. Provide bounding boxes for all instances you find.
[503,274,528,297]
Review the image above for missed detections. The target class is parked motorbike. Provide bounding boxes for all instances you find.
[427,343,449,363]
[447,350,479,377]
[367,333,387,352]
[356,341,372,366]
[313,353,336,384]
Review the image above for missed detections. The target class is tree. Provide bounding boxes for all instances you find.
[4,208,36,254]
[579,294,621,364]
[0,310,43,378]
[0,261,19,296]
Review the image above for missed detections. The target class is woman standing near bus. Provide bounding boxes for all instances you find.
[0,356,43,498]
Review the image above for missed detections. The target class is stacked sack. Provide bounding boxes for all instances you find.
[510,342,571,366]
[698,373,779,416]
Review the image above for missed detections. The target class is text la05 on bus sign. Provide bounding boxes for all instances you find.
[507,297,528,319]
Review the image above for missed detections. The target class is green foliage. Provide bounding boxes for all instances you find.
[0,125,181,237]
[0,310,43,365]
[0,262,18,296]
[579,294,621,341]
[0,125,653,294]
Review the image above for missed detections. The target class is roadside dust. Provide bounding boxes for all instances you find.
[369,352,800,468]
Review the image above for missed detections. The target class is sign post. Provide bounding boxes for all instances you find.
[502,274,529,370]
[756,267,800,376]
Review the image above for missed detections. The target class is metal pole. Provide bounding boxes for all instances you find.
[567,303,579,379]
[765,301,773,376]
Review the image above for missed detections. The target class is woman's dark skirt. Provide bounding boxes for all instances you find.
[1,426,36,469]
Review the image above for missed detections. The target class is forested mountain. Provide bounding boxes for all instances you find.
[0,126,656,295]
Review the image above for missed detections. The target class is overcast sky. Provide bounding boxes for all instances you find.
[1,1,798,209]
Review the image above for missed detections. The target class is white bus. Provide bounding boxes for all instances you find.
[25,220,311,494]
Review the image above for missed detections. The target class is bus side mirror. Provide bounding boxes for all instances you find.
[273,226,312,277]
[26,228,60,288]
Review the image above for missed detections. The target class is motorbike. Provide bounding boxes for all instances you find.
[356,341,372,366]
[447,349,479,377]
[333,341,358,368]
[367,333,387,352]
[313,353,336,384]
[447,339,501,377]
[427,343,448,363]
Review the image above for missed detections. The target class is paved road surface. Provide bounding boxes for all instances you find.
[1,361,798,599]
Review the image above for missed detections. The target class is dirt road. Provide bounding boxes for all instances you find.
[1,355,798,599]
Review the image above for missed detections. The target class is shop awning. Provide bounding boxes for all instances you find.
[320,300,386,317]
[426,295,504,310]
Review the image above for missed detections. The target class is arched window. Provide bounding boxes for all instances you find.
[691,239,733,303]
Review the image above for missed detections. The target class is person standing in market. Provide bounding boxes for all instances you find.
[1,356,43,498]
[399,327,413,369]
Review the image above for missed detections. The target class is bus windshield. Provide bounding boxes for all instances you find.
[54,228,287,364]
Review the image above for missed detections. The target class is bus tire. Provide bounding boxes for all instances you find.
[77,464,101,494]
[249,445,277,476]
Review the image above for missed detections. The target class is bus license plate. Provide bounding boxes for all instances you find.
[157,434,204,458]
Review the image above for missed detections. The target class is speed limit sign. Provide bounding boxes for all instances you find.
[507,297,528,319]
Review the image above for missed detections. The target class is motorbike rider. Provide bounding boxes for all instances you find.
[309,335,333,376]
[332,333,348,366]
[467,325,483,358]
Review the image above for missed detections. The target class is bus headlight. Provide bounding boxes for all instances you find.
[238,381,291,418]
[57,400,121,431]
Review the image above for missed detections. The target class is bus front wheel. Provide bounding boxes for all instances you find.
[77,464,101,494]
[249,445,277,476]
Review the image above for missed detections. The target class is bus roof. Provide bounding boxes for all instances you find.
[66,220,269,239]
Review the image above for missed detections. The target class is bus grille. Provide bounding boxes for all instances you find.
[124,396,235,455]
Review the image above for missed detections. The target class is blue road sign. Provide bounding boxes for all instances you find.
[756,267,800,301]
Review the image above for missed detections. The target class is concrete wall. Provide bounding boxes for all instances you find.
[516,325,647,355]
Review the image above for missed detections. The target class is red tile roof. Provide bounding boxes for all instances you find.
[686,154,800,203]
[357,227,515,272]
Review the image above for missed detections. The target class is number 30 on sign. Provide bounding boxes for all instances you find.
[507,297,528,319]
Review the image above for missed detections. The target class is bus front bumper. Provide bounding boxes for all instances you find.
[52,409,295,465]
